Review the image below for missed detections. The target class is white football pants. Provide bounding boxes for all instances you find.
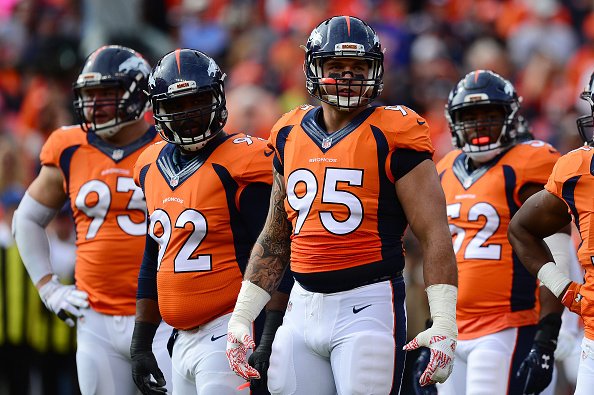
[76,307,173,395]
[267,278,407,395]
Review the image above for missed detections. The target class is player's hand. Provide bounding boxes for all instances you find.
[247,309,284,390]
[248,344,270,390]
[130,322,167,395]
[516,314,560,395]
[226,320,260,381]
[226,281,272,381]
[404,325,457,386]
[554,328,577,361]
[38,274,89,327]
[517,344,555,395]
[412,347,438,395]
[561,282,583,315]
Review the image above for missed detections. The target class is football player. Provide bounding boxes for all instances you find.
[129,48,292,395]
[431,70,571,395]
[225,16,458,394]
[508,71,594,395]
[12,45,173,395]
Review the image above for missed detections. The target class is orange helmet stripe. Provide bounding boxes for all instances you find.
[344,16,351,36]
[175,48,182,75]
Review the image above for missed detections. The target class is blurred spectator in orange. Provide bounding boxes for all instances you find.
[226,84,281,139]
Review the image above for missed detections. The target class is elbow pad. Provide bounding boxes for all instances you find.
[12,192,58,284]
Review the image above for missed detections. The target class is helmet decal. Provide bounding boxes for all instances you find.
[303,16,384,111]
[72,45,151,139]
[148,49,227,151]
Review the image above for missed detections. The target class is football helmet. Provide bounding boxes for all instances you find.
[148,49,227,151]
[445,70,521,163]
[304,16,384,111]
[73,45,151,139]
[577,72,594,146]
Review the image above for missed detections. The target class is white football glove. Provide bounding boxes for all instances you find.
[38,275,89,327]
[226,281,271,381]
[404,284,458,386]
[555,328,577,361]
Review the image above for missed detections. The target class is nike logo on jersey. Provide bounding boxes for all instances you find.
[264,149,274,157]
[352,304,372,314]
[417,119,426,125]
[211,334,226,341]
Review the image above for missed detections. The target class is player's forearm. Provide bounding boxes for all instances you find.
[12,192,58,285]
[508,222,553,277]
[266,290,290,312]
[539,285,565,317]
[245,169,292,294]
[421,234,458,287]
[135,298,162,324]
[244,238,291,294]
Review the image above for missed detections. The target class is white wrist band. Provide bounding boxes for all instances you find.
[426,284,458,338]
[544,233,572,278]
[232,281,271,323]
[537,262,572,298]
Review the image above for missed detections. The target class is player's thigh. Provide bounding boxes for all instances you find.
[267,322,335,395]
[575,337,594,395]
[173,315,245,395]
[331,278,406,395]
[76,309,137,395]
[331,331,398,395]
[465,327,534,395]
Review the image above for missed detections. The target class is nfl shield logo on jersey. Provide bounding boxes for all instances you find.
[322,137,332,149]
[170,176,179,187]
[112,149,124,161]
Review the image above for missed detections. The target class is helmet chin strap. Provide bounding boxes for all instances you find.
[91,100,150,139]
[465,147,503,164]
[323,94,369,110]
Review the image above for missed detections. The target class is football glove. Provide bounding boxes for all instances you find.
[412,320,438,395]
[554,327,577,361]
[561,282,583,315]
[226,281,271,381]
[517,313,561,395]
[38,274,89,327]
[248,310,284,390]
[412,346,438,395]
[130,321,167,395]
[404,284,457,386]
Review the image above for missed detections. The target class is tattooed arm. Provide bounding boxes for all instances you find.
[244,168,292,293]
[226,168,293,381]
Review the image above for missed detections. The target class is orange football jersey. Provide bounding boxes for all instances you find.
[545,146,594,340]
[268,104,433,286]
[437,140,560,340]
[133,134,272,330]
[40,125,160,315]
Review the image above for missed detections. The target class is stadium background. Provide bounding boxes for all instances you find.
[0,0,590,393]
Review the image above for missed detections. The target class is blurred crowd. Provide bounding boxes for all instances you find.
[1,0,594,201]
[1,0,592,393]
